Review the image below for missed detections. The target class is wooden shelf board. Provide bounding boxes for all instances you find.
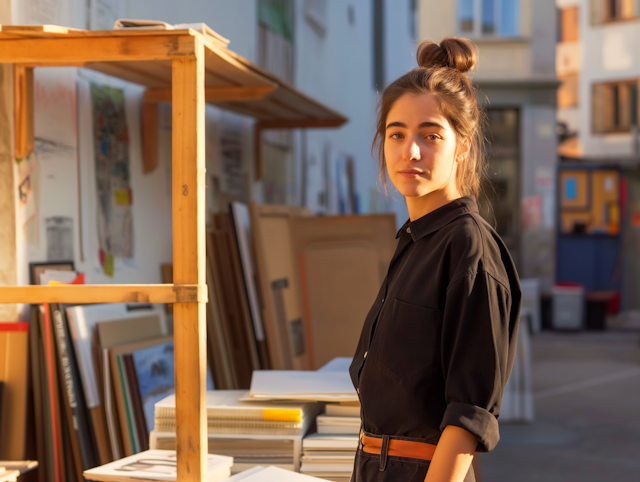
[0,284,207,304]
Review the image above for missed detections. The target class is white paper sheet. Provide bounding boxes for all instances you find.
[40,269,77,285]
[317,357,352,372]
[83,449,232,481]
[249,370,357,402]
[227,466,330,482]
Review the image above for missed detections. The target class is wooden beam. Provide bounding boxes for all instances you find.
[142,103,159,173]
[0,34,197,64]
[172,38,208,482]
[14,65,34,161]
[0,284,207,304]
[143,85,276,104]
[257,118,347,129]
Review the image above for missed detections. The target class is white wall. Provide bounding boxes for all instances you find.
[11,0,418,299]
[125,0,257,61]
[293,0,409,224]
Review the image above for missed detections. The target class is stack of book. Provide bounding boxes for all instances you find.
[300,430,359,482]
[83,449,232,482]
[299,359,360,482]
[149,390,322,473]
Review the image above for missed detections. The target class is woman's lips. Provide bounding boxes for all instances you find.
[398,169,423,178]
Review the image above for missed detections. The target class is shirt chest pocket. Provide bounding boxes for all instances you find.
[371,298,443,385]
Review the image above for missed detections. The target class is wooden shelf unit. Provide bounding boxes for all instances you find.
[0,24,346,482]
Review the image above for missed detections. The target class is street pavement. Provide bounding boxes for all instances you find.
[478,330,640,482]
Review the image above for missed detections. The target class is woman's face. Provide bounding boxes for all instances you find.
[384,93,465,200]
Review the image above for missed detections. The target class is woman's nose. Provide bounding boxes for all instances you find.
[406,141,420,161]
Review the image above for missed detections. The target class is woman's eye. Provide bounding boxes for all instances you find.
[425,134,439,141]
[390,133,404,139]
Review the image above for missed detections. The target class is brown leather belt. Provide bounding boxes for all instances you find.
[361,433,437,462]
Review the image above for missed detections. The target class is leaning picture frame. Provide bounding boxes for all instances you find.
[29,261,75,286]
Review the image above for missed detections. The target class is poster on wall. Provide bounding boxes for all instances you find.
[220,116,244,196]
[90,83,133,276]
[46,216,74,261]
[18,0,61,24]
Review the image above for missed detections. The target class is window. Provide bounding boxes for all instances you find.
[591,0,640,24]
[458,0,519,37]
[479,109,520,266]
[559,6,579,42]
[592,80,640,133]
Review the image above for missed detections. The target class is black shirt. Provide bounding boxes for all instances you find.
[349,197,521,481]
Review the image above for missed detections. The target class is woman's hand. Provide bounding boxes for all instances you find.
[424,425,476,482]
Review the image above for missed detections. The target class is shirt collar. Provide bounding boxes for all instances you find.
[396,197,479,241]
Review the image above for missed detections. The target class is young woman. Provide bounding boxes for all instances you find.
[349,38,521,482]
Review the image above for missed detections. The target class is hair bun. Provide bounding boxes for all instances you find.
[417,37,477,73]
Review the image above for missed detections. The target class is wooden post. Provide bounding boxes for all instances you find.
[172,37,207,482]
[142,102,159,174]
[14,65,34,162]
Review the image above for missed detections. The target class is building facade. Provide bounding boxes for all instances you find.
[419,0,559,290]
[556,0,640,309]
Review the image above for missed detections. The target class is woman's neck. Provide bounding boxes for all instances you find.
[405,187,462,221]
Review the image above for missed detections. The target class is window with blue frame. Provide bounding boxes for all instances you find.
[457,0,519,37]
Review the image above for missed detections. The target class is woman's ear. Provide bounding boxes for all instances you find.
[456,137,471,163]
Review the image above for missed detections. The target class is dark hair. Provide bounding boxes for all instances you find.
[373,37,486,200]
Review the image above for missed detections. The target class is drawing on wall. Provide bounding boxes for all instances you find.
[91,83,133,275]
[89,0,126,30]
[16,156,38,229]
[46,216,74,261]
[220,116,244,196]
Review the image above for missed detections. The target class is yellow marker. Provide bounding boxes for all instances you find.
[263,408,301,422]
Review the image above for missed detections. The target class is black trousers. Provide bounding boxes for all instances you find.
[351,446,476,482]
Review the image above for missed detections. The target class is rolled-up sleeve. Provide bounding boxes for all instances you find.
[439,270,514,452]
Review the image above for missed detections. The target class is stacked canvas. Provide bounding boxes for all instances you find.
[83,450,232,482]
[149,390,322,473]
[25,262,218,482]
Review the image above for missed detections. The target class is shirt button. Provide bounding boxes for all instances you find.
[357,388,360,394]
[381,298,385,303]
[364,351,368,359]
[406,227,411,234]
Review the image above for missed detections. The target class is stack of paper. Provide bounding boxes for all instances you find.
[83,450,232,482]
[248,371,358,402]
[300,434,359,482]
[316,403,360,435]
[228,466,331,481]
[149,390,322,473]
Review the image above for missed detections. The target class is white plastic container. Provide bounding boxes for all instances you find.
[551,285,585,330]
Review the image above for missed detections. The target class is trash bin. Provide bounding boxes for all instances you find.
[552,284,585,330]
[585,291,619,330]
